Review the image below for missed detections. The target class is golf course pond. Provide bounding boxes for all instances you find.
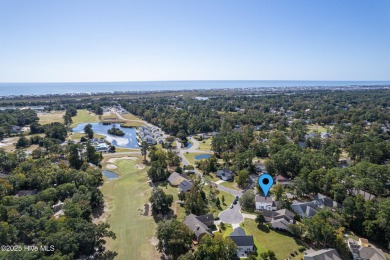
[72,123,139,148]
[102,170,119,179]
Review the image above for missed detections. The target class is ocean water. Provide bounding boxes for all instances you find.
[0,80,389,96]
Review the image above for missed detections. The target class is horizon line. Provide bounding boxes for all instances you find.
[1,79,390,84]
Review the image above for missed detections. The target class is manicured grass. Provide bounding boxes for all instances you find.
[307,124,328,133]
[183,152,212,165]
[154,181,180,202]
[240,219,304,260]
[38,111,65,125]
[120,113,143,121]
[219,224,234,237]
[197,138,213,151]
[70,109,100,127]
[121,121,146,127]
[220,181,240,191]
[100,156,160,260]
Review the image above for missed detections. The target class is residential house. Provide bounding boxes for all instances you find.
[255,163,266,173]
[348,239,386,260]
[183,214,214,242]
[0,173,9,179]
[358,238,369,248]
[304,248,341,260]
[168,172,186,186]
[351,189,376,201]
[305,132,316,140]
[15,189,38,198]
[178,179,193,193]
[291,201,319,218]
[52,201,64,212]
[291,193,340,218]
[255,195,277,211]
[95,143,109,152]
[321,132,331,139]
[274,175,292,186]
[10,125,23,134]
[216,168,234,181]
[229,227,255,258]
[262,209,295,231]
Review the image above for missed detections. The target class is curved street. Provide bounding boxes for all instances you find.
[218,202,244,224]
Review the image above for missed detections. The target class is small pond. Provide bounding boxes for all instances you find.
[103,170,119,179]
[194,154,212,160]
[72,123,139,148]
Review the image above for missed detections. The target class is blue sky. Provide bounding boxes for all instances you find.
[0,0,389,82]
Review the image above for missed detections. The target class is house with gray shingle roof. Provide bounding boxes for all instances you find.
[183,214,214,242]
[304,248,341,260]
[348,239,386,260]
[229,227,254,258]
[178,179,193,193]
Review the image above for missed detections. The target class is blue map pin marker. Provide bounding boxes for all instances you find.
[258,173,274,197]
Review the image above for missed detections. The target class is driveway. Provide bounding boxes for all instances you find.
[218,202,244,224]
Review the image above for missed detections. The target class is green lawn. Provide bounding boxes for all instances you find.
[307,124,328,133]
[183,152,212,165]
[121,121,146,127]
[197,138,213,151]
[71,109,100,127]
[38,111,65,125]
[220,181,240,191]
[100,156,160,260]
[240,219,304,260]
[154,181,180,202]
[121,113,143,121]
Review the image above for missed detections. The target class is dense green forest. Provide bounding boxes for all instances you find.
[1,89,390,258]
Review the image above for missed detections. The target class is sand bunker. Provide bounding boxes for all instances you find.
[107,156,137,163]
[106,164,117,169]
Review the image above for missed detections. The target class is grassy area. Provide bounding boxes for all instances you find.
[220,181,240,191]
[100,156,160,260]
[0,134,45,153]
[120,113,143,121]
[38,111,65,125]
[240,219,304,260]
[183,152,212,165]
[197,138,213,151]
[218,224,234,237]
[121,121,145,127]
[67,132,105,141]
[71,109,100,127]
[307,124,328,133]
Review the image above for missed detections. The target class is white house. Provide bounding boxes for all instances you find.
[255,195,277,211]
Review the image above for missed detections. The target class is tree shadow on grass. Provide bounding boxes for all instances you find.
[257,224,270,233]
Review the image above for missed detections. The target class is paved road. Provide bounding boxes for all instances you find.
[216,184,243,197]
[218,202,244,224]
[242,213,257,220]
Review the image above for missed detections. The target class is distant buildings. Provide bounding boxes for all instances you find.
[137,125,164,145]
[229,227,255,258]
[304,248,341,260]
